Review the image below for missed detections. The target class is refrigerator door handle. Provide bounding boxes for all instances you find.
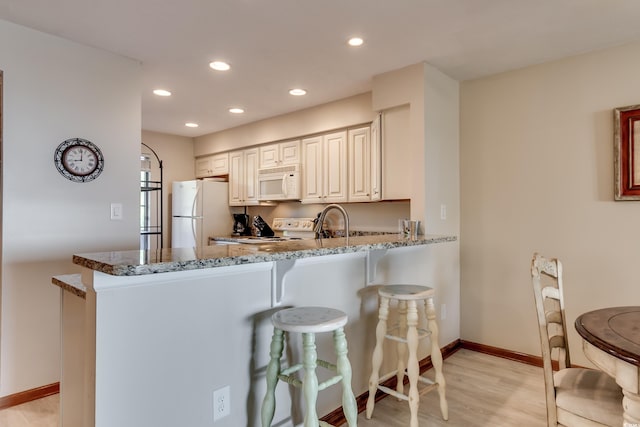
[192,186,200,217]
[191,218,197,247]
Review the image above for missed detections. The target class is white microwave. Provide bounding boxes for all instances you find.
[257,164,301,201]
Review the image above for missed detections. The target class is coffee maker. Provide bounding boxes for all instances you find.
[232,213,252,236]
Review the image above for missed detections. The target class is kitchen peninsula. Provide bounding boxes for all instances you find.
[57,233,457,427]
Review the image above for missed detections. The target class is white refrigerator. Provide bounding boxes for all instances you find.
[171,180,231,248]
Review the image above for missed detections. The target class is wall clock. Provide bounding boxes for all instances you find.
[54,138,104,183]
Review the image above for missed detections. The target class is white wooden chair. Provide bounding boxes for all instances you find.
[531,253,623,426]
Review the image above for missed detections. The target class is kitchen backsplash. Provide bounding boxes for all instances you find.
[236,200,410,234]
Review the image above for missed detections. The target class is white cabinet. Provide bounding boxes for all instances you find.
[381,105,410,200]
[259,140,300,168]
[347,120,382,202]
[348,126,372,202]
[195,153,228,178]
[302,131,348,203]
[228,149,259,206]
[370,115,382,201]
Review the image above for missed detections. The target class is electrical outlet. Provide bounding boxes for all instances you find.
[441,303,447,320]
[213,386,230,422]
[440,204,447,220]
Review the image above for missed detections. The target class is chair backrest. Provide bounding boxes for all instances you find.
[531,253,570,426]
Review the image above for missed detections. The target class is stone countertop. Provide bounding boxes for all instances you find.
[52,274,86,299]
[73,234,457,277]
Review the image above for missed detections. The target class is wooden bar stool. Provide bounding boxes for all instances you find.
[261,306,358,427]
[366,285,448,427]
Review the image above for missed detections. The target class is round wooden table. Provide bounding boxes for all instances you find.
[575,306,640,427]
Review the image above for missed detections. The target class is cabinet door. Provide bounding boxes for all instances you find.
[302,136,324,203]
[280,140,301,165]
[259,144,279,168]
[195,156,213,178]
[210,153,229,175]
[228,151,244,206]
[370,115,382,201]
[382,105,411,200]
[348,127,371,202]
[244,148,259,205]
[196,154,229,178]
[323,131,348,203]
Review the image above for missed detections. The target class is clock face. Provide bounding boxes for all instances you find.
[54,138,104,182]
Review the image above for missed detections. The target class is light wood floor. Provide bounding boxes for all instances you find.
[358,348,547,426]
[0,349,548,426]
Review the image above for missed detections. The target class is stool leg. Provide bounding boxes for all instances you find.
[302,332,319,427]
[426,297,448,420]
[406,300,420,427]
[262,328,284,427]
[334,327,357,426]
[366,295,389,419]
[396,300,408,399]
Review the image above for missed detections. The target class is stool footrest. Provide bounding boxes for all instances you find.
[317,359,337,371]
[278,374,302,388]
[374,369,440,398]
[318,374,344,391]
[385,326,431,343]
[377,384,409,401]
[277,359,342,391]
[280,363,303,376]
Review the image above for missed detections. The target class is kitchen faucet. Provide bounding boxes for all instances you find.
[314,204,350,239]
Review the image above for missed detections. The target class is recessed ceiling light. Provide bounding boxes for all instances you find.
[185,122,199,128]
[289,88,307,96]
[229,108,244,114]
[348,37,364,47]
[209,61,231,71]
[153,89,172,96]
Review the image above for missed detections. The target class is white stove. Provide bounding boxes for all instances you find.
[271,217,317,239]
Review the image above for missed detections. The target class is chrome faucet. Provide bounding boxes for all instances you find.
[314,204,350,239]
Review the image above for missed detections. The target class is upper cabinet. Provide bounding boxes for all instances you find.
[302,131,348,204]
[228,149,259,206]
[195,153,229,178]
[217,116,390,206]
[348,126,372,202]
[380,106,410,200]
[370,114,382,201]
[259,139,301,168]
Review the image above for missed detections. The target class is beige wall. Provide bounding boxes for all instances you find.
[0,19,141,396]
[460,42,640,366]
[141,131,195,248]
[194,92,374,156]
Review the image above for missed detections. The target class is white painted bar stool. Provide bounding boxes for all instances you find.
[261,306,358,427]
[366,285,448,427]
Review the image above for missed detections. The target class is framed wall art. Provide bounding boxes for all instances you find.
[614,104,640,200]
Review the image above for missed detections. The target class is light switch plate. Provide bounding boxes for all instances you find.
[110,203,123,220]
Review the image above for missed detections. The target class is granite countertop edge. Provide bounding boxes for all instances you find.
[73,234,457,277]
[52,274,86,299]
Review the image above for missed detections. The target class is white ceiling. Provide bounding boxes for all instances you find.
[2,0,640,138]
